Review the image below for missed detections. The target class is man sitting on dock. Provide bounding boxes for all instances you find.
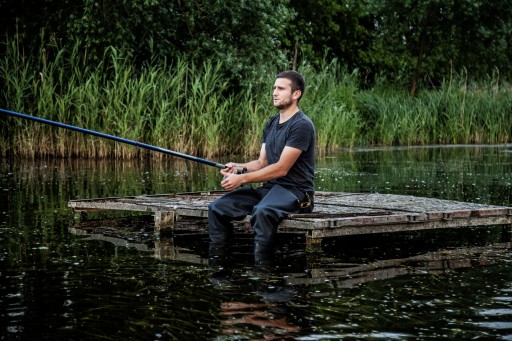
[208,70,316,264]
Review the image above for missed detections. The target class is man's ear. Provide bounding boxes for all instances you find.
[293,90,302,100]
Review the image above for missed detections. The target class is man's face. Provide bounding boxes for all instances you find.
[272,78,298,110]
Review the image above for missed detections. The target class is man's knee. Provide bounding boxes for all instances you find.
[208,198,232,221]
[208,197,221,213]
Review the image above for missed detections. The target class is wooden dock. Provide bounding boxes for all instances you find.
[68,191,512,243]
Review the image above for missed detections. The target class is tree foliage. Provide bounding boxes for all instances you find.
[1,0,512,93]
[282,0,512,92]
[363,0,512,94]
[0,0,292,89]
[281,1,372,75]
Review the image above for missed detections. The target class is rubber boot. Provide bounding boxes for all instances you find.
[254,241,274,266]
[208,243,231,269]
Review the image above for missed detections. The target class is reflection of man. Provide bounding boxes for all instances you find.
[220,302,300,337]
[208,70,316,264]
[211,264,302,338]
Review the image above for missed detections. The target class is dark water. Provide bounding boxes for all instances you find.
[1,145,512,340]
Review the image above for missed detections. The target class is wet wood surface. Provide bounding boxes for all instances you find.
[68,191,512,241]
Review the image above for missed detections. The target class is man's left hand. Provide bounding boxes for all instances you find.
[220,170,244,191]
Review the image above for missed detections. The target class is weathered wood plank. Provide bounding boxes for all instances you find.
[68,191,512,241]
[296,216,512,239]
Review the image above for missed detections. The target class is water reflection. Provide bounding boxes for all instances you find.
[64,218,512,340]
[1,145,512,340]
[317,144,512,206]
[68,220,512,290]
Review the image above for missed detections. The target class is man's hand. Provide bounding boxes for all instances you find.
[220,170,245,191]
[223,162,239,174]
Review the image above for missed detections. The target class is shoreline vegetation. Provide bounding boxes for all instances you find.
[1,41,511,159]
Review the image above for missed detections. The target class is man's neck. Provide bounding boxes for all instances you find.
[279,105,300,123]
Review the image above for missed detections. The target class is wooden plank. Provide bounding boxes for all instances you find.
[281,213,412,229]
[176,207,209,219]
[296,216,512,239]
[68,191,512,239]
[314,193,506,212]
[154,211,175,231]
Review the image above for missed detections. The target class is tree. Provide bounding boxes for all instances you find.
[281,0,372,75]
[3,0,511,93]
[280,0,512,92]
[364,0,512,94]
[1,0,293,89]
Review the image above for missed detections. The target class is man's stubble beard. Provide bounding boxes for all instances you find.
[274,98,293,111]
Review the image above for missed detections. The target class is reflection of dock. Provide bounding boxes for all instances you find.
[285,241,512,290]
[69,224,207,264]
[68,191,512,243]
[68,224,512,289]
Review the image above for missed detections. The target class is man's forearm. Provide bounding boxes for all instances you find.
[236,159,266,173]
[239,163,289,184]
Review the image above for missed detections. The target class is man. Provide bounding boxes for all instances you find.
[208,70,315,264]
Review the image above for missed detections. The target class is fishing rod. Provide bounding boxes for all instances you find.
[0,108,227,169]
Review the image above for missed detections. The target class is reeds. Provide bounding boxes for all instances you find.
[300,60,362,153]
[0,40,265,158]
[356,74,512,146]
[1,37,511,159]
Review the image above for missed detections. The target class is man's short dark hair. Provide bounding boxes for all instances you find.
[276,70,305,102]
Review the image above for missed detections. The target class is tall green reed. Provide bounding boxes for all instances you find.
[300,60,362,152]
[0,36,37,157]
[356,72,512,146]
[1,36,511,159]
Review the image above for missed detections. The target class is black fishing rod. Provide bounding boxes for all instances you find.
[0,108,227,169]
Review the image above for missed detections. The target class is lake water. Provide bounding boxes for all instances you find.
[1,145,512,340]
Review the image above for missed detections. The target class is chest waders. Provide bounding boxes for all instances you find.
[208,184,313,263]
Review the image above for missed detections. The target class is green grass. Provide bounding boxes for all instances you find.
[1,38,511,159]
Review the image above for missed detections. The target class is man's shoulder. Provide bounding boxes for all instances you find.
[264,114,280,125]
[293,112,315,129]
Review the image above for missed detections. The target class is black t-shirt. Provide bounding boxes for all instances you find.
[262,111,315,193]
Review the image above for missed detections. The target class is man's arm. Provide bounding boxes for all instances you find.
[225,144,268,174]
[220,144,302,191]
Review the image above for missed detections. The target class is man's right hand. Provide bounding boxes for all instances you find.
[223,162,239,174]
